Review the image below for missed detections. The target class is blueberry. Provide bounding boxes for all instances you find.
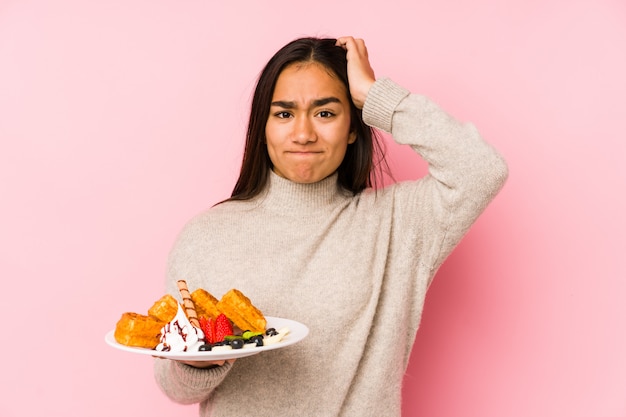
[198,344,212,352]
[250,335,264,347]
[230,338,244,349]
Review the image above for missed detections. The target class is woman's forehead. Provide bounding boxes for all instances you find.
[273,62,348,102]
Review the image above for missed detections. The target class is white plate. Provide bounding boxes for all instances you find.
[105,316,309,361]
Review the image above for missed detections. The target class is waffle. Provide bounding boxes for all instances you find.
[191,288,220,320]
[114,312,164,348]
[147,294,179,322]
[217,289,266,333]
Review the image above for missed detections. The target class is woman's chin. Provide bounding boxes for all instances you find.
[274,167,330,184]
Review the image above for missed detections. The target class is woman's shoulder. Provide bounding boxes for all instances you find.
[169,199,255,250]
[185,199,256,226]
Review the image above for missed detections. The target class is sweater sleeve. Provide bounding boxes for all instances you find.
[153,353,234,404]
[362,78,508,275]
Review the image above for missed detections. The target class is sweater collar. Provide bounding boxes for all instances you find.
[260,170,349,213]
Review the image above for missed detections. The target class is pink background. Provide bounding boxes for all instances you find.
[1,0,625,416]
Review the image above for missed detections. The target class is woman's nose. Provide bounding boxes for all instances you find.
[292,116,316,144]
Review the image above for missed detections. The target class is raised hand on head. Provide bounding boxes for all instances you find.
[336,36,376,109]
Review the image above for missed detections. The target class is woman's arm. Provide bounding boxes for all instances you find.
[153,220,235,404]
[338,36,508,274]
[364,77,508,273]
[153,358,233,404]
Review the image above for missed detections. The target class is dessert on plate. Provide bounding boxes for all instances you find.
[113,280,289,353]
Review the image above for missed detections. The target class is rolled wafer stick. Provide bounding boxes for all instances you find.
[177,280,200,328]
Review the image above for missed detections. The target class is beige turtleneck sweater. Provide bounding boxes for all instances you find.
[153,78,508,416]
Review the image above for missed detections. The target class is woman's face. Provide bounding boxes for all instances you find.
[265,62,356,184]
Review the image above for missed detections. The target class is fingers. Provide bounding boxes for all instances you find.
[335,36,368,57]
[335,36,375,109]
[177,359,228,368]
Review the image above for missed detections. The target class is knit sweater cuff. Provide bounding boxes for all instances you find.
[362,77,410,133]
[172,359,233,391]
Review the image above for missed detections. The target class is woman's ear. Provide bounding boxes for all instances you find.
[348,130,357,144]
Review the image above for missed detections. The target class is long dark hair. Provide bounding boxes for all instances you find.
[227,37,387,201]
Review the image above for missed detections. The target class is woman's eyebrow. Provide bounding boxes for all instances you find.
[312,97,341,107]
[270,97,342,109]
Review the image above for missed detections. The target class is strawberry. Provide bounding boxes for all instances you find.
[199,316,216,344]
[215,313,233,342]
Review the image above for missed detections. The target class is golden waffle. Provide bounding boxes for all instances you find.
[147,294,179,322]
[217,289,266,333]
[191,288,220,320]
[114,312,164,348]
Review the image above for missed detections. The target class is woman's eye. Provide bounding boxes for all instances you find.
[275,111,292,119]
[318,111,334,118]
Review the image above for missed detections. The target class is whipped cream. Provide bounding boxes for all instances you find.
[156,303,205,352]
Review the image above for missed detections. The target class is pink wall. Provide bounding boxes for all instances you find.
[1,0,624,416]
